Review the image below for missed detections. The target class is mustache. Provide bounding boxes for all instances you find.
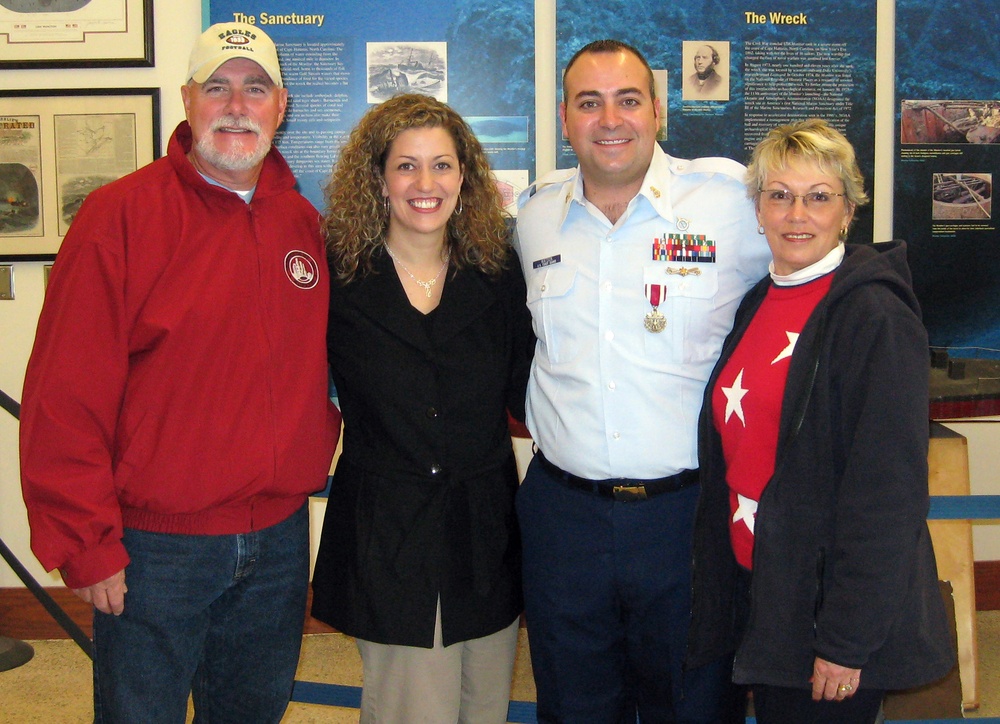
[210,115,262,134]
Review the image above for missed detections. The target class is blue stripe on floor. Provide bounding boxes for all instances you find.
[505,699,539,723]
[290,681,992,722]
[291,680,540,720]
[928,494,1000,519]
[290,680,361,708]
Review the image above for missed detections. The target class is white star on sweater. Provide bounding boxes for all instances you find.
[733,493,758,534]
[771,331,799,365]
[722,368,748,426]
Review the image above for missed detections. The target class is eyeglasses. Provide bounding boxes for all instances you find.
[758,188,847,209]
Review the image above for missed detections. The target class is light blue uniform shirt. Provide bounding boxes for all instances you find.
[514,145,770,480]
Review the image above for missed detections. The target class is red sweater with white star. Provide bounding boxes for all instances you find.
[711,274,833,568]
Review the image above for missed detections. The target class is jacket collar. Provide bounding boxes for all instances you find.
[339,250,498,355]
[167,121,296,201]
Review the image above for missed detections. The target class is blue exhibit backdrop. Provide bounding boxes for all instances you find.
[205,1,1000,363]
[205,0,876,235]
[894,0,999,358]
[206,0,535,214]
[554,0,877,248]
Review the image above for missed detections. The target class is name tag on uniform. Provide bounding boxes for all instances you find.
[533,254,561,269]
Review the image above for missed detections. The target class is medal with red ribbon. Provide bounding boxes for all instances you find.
[644,283,666,333]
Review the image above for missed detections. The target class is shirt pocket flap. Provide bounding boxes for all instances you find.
[527,265,577,303]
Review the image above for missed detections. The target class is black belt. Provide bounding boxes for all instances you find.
[535,452,698,502]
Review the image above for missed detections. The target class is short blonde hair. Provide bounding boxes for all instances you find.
[746,118,869,211]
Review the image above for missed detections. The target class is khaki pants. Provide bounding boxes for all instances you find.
[356,601,519,723]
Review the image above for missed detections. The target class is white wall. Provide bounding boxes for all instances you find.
[1,264,57,586]
[0,1,202,587]
[941,420,1000,560]
[4,0,1000,591]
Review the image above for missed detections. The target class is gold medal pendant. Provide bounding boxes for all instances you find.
[644,307,666,333]
[644,282,667,333]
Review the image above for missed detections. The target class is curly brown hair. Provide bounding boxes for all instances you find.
[321,93,511,283]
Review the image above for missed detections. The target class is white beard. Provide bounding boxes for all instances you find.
[195,115,272,172]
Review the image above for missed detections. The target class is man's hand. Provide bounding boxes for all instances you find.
[72,569,127,615]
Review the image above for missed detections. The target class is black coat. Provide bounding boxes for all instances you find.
[311,249,533,647]
[688,242,955,690]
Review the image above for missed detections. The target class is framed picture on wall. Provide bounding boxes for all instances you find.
[0,0,153,69]
[0,87,160,261]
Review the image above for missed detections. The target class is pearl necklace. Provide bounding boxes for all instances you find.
[385,245,450,298]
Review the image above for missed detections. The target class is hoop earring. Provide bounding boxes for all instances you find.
[454,197,463,216]
[839,226,849,240]
[757,223,765,235]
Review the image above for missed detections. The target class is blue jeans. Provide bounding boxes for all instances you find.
[93,503,310,724]
[517,458,728,723]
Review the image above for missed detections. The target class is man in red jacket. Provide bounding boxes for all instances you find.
[19,23,339,722]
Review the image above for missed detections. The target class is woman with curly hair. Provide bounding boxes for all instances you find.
[310,93,534,723]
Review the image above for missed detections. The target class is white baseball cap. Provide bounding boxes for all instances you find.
[187,23,283,88]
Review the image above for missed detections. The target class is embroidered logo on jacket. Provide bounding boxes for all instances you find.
[284,251,320,289]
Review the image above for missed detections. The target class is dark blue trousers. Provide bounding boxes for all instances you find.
[752,685,884,724]
[517,457,728,723]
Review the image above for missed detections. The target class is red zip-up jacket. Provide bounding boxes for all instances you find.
[20,122,340,589]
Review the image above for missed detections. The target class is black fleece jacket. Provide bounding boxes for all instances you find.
[688,241,955,690]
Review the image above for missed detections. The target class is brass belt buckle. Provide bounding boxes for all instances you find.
[612,484,647,501]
